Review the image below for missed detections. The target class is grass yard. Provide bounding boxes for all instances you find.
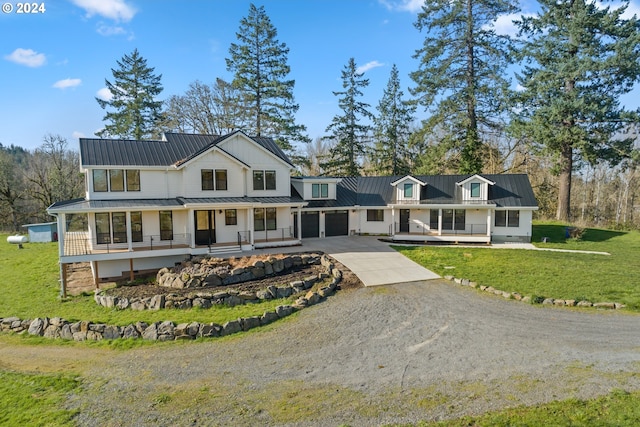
[395,223,640,310]
[0,369,80,426]
[0,236,293,327]
[406,389,640,427]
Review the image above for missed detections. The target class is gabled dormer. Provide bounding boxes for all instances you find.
[291,177,341,201]
[390,175,427,204]
[456,174,495,202]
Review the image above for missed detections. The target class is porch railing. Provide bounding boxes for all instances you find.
[393,222,488,236]
[254,227,294,242]
[237,231,251,245]
[63,232,191,256]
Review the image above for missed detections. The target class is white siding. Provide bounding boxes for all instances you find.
[181,151,246,198]
[359,209,392,235]
[394,179,421,203]
[491,209,533,242]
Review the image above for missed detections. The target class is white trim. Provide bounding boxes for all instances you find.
[456,174,495,186]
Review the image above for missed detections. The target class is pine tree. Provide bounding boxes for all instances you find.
[371,64,416,176]
[410,0,517,174]
[513,0,640,221]
[226,3,308,151]
[96,49,163,140]
[322,58,373,176]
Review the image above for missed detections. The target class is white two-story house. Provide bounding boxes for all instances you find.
[48,131,306,289]
[48,130,538,293]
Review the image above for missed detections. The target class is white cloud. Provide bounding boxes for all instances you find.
[96,22,126,36]
[379,0,423,13]
[72,131,86,139]
[596,0,640,19]
[96,87,113,101]
[70,0,136,22]
[357,60,385,74]
[487,12,535,37]
[4,48,46,67]
[53,78,82,89]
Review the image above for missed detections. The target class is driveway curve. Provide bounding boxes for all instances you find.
[66,279,640,426]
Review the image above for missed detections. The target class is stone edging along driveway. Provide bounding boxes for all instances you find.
[444,274,627,309]
[0,255,346,342]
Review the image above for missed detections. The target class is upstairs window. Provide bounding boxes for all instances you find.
[126,170,140,191]
[312,183,329,198]
[93,170,108,192]
[470,182,481,198]
[253,171,264,190]
[216,170,227,190]
[92,169,140,192]
[403,183,413,198]
[202,169,227,191]
[265,170,276,190]
[253,170,276,190]
[201,170,214,190]
[109,170,125,192]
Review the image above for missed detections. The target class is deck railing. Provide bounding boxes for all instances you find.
[63,232,191,256]
[393,223,488,236]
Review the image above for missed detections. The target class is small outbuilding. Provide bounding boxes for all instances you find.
[22,222,58,243]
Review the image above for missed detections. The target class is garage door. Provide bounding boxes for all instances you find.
[325,210,349,237]
[300,211,320,238]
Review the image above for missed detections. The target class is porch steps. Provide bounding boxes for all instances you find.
[208,245,242,256]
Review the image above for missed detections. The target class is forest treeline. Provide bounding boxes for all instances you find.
[2,2,639,232]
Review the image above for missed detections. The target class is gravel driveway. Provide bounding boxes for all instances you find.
[69,279,640,427]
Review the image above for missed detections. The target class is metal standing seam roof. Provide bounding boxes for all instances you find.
[79,131,293,167]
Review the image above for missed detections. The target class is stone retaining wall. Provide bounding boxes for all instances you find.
[1,256,344,342]
[444,275,627,309]
[95,253,330,311]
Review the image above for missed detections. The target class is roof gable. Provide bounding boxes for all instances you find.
[390,175,427,187]
[456,174,496,186]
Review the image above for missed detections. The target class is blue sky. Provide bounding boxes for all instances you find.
[1,0,639,152]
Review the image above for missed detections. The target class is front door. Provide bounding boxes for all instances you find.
[400,209,410,233]
[195,210,216,246]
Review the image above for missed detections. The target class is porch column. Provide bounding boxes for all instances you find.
[438,209,443,236]
[126,211,133,251]
[187,209,195,248]
[391,207,395,235]
[487,209,492,238]
[248,208,255,246]
[57,213,66,257]
[297,208,302,241]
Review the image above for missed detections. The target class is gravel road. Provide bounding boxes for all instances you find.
[69,279,640,426]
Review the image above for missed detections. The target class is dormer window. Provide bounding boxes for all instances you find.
[312,183,328,198]
[470,182,481,198]
[404,183,413,198]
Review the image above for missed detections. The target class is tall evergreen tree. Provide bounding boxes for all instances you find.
[371,64,416,176]
[410,0,517,174]
[96,49,163,140]
[226,3,308,151]
[513,0,640,221]
[322,58,373,176]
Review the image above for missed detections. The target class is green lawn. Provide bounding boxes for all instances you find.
[402,389,640,427]
[0,236,293,326]
[0,369,80,426]
[395,223,640,310]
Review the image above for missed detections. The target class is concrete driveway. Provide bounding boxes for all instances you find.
[255,236,440,286]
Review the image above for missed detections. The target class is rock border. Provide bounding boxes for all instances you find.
[443,275,627,310]
[0,255,344,342]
